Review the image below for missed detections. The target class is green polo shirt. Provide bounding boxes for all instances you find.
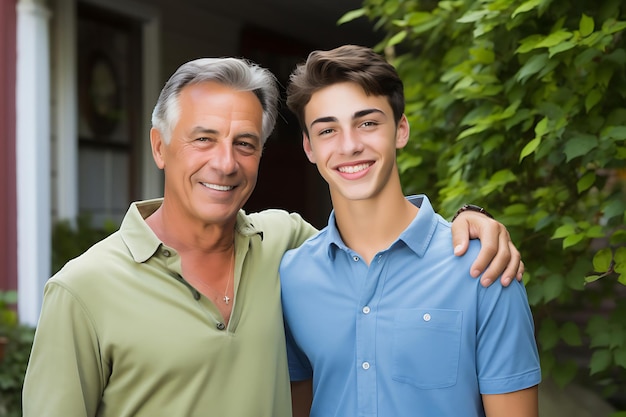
[23,199,317,417]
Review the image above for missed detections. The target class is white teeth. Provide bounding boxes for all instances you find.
[338,163,370,174]
[202,183,234,191]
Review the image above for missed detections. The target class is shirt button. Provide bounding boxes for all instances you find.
[362,306,370,314]
[423,313,431,322]
[362,362,370,370]
[216,322,226,330]
[352,256,359,262]
[162,249,171,257]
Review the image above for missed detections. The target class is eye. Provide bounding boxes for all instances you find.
[318,128,335,136]
[196,136,212,142]
[360,120,379,128]
[235,140,259,154]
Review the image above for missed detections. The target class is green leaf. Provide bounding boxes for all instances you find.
[603,199,626,220]
[563,233,584,248]
[577,171,596,193]
[563,134,598,162]
[610,230,626,245]
[549,41,576,57]
[590,349,613,375]
[593,248,612,272]
[543,274,564,302]
[406,12,433,26]
[535,117,548,136]
[387,30,407,47]
[552,224,576,239]
[536,30,573,48]
[585,89,603,113]
[337,9,366,25]
[615,347,626,368]
[517,53,549,83]
[520,138,540,161]
[585,225,605,238]
[615,247,626,262]
[579,14,595,37]
[512,0,541,18]
[397,152,423,173]
[585,274,602,284]
[560,322,583,346]
[601,126,626,140]
[470,48,495,64]
[516,34,544,54]
[457,10,491,24]
[602,19,626,35]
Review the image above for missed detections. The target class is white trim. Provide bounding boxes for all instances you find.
[141,16,162,199]
[16,0,52,326]
[54,0,78,222]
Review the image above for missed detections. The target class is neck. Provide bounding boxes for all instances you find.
[331,180,417,265]
[145,200,237,254]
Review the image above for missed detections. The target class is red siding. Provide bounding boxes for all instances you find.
[0,0,18,291]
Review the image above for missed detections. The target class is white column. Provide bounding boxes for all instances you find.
[54,0,78,222]
[140,15,163,199]
[16,0,51,326]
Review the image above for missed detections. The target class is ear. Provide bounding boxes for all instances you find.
[302,133,316,164]
[150,127,166,170]
[395,114,410,150]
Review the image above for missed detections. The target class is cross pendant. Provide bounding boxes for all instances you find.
[223,295,230,305]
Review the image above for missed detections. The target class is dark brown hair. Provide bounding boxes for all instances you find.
[286,44,405,135]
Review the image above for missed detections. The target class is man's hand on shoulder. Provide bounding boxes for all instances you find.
[451,207,524,287]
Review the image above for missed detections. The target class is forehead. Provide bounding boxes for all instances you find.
[177,81,264,128]
[305,82,391,122]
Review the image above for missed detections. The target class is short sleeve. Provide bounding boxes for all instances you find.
[476,280,542,394]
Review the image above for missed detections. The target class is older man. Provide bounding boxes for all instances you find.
[23,57,521,417]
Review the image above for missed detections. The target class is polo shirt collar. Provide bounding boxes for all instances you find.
[324,195,438,260]
[120,198,264,263]
[120,199,164,263]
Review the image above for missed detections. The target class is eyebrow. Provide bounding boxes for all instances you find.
[189,126,260,143]
[309,108,385,129]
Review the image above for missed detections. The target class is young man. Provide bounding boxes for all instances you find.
[281,45,541,417]
[24,56,523,417]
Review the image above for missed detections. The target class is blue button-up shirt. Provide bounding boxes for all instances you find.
[280,195,541,417]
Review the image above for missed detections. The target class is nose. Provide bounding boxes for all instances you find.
[338,130,364,155]
[208,141,238,174]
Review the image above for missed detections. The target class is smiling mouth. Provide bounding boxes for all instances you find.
[337,163,372,174]
[201,182,235,191]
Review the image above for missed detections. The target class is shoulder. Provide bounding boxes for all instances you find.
[244,209,318,247]
[280,227,328,268]
[49,231,126,290]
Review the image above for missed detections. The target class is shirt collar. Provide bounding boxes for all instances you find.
[325,195,438,260]
[120,198,264,263]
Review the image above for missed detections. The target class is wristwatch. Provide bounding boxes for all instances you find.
[452,204,494,221]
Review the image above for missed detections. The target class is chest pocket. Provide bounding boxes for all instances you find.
[392,308,462,389]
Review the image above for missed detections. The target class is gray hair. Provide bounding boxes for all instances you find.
[151,57,279,145]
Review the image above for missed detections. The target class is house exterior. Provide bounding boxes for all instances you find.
[0,0,379,326]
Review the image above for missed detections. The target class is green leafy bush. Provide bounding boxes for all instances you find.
[0,291,34,417]
[342,0,626,410]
